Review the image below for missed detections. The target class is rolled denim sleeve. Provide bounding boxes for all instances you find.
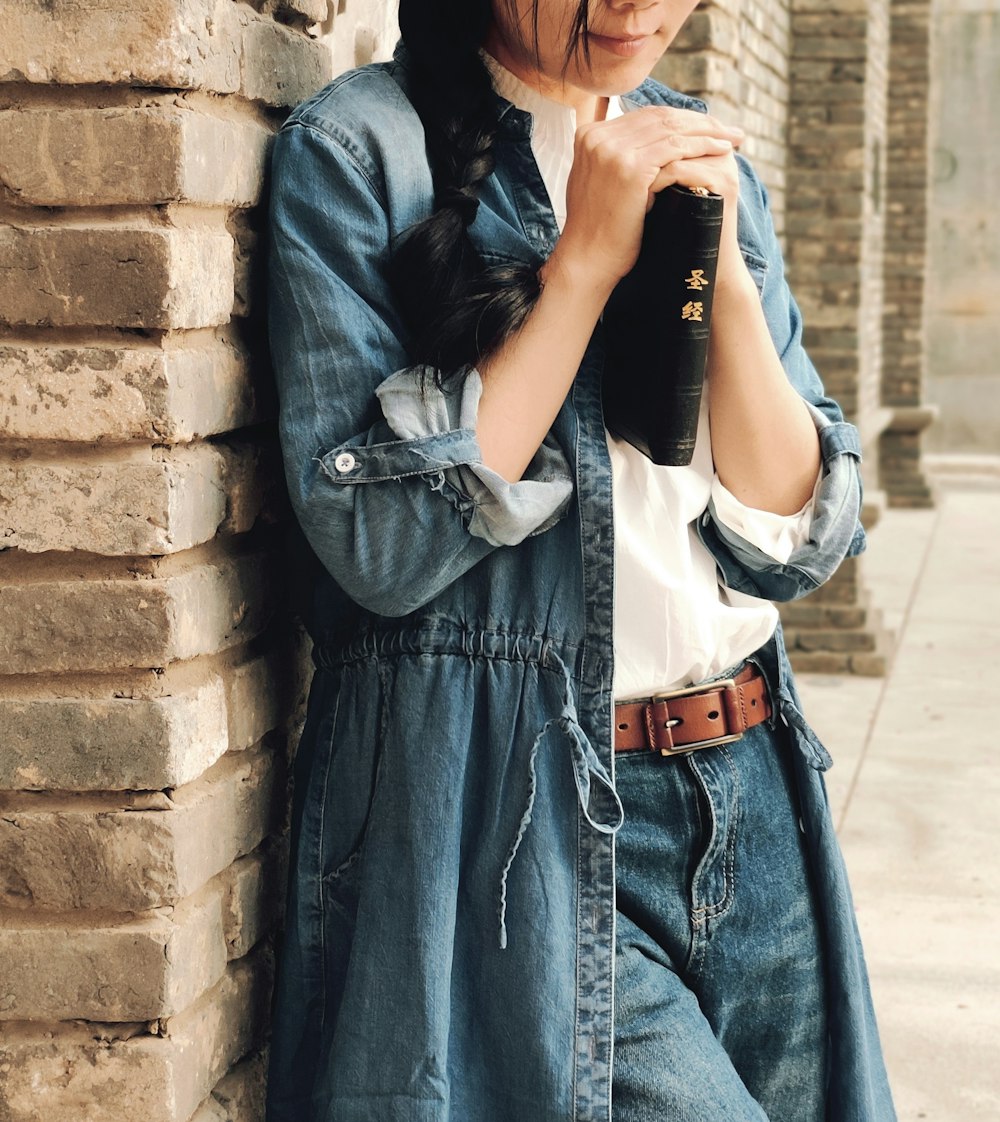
[696,157,866,602]
[700,403,864,601]
[710,467,819,565]
[268,119,572,617]
[375,367,571,546]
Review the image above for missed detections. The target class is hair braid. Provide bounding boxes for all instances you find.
[388,0,544,387]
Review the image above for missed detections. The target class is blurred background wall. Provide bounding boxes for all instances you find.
[926,0,1000,453]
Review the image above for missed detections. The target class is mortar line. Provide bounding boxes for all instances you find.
[835,500,945,832]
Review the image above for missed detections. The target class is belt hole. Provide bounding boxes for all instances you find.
[751,699,757,707]
[617,722,629,731]
[707,709,719,720]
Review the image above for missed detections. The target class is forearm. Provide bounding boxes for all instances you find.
[707,268,821,515]
[476,247,613,482]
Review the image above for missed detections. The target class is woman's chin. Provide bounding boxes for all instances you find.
[572,38,666,94]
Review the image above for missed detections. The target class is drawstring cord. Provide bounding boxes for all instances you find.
[497,655,623,949]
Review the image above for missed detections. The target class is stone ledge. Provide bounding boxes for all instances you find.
[0,631,309,791]
[1,0,332,109]
[0,836,286,1021]
[884,403,939,433]
[0,943,273,1122]
[1,0,240,91]
[0,741,286,911]
[0,440,277,555]
[0,226,234,330]
[0,338,271,444]
[0,546,276,674]
[0,106,273,208]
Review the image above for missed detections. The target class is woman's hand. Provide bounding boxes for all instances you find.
[549,106,746,294]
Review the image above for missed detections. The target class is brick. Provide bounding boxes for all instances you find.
[794,628,878,652]
[226,638,309,771]
[674,9,740,55]
[886,491,934,510]
[0,840,283,1020]
[0,0,240,91]
[0,945,272,1122]
[0,635,307,791]
[0,743,285,911]
[0,441,272,555]
[790,0,870,12]
[240,17,333,108]
[0,226,234,330]
[0,340,268,444]
[274,0,328,23]
[222,836,287,959]
[0,107,272,207]
[779,601,870,629]
[848,651,892,676]
[189,1050,268,1122]
[787,650,852,674]
[652,52,733,95]
[0,675,229,791]
[0,548,275,674]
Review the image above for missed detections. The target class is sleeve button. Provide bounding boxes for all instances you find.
[333,452,356,474]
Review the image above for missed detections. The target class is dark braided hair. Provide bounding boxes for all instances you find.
[388,0,591,387]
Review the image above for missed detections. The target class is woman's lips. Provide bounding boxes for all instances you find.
[587,32,652,58]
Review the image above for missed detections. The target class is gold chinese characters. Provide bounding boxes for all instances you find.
[685,269,709,291]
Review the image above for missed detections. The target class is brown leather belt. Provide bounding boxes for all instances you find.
[614,663,771,756]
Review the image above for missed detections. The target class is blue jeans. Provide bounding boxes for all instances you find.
[612,684,828,1120]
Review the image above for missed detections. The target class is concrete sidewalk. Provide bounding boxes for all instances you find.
[796,466,1000,1121]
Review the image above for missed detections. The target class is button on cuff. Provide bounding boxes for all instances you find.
[333,451,357,474]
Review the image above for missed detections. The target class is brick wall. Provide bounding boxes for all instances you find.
[655,0,792,231]
[0,2,394,1118]
[779,0,895,672]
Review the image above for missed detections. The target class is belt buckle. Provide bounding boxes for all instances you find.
[648,677,743,756]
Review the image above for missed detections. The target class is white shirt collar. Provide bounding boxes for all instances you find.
[480,49,624,230]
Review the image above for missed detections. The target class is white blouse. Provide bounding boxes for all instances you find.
[482,54,817,699]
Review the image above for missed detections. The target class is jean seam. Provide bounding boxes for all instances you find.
[692,749,740,921]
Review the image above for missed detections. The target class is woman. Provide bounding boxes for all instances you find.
[265,1,896,1118]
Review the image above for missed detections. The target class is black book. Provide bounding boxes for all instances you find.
[601,183,724,466]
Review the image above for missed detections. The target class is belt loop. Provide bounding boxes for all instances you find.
[721,682,747,735]
[644,702,675,752]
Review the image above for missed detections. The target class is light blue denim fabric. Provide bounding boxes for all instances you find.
[265,40,895,1122]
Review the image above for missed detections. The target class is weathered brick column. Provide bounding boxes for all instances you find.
[657,0,895,673]
[0,0,365,1116]
[878,0,936,508]
[777,0,895,673]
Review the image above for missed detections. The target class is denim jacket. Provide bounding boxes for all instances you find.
[265,42,893,1122]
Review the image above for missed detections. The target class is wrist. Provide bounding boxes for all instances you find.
[712,253,760,305]
[542,240,619,307]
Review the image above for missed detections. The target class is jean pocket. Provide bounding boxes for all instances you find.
[322,847,364,927]
[315,672,387,916]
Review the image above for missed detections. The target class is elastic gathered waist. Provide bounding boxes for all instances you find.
[311,618,595,682]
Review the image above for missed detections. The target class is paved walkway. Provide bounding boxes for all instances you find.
[796,464,1000,1121]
